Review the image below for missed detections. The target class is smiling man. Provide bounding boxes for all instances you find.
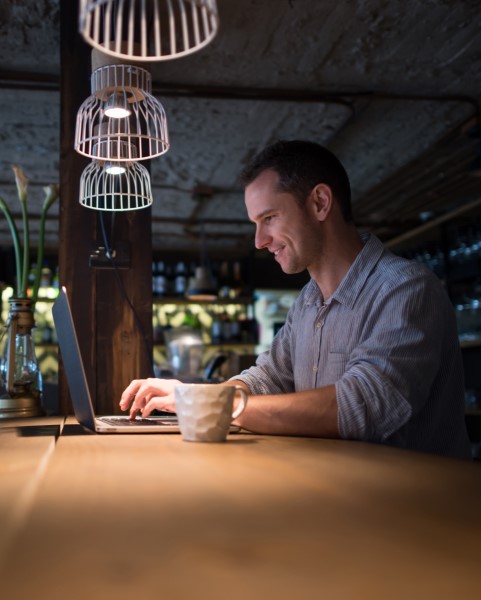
[120,140,471,459]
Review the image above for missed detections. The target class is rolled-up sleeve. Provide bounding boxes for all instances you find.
[335,274,453,442]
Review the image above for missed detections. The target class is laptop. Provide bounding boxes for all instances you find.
[52,286,181,433]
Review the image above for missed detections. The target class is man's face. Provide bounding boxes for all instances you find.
[245,169,320,274]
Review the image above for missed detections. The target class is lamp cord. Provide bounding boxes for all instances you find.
[98,211,154,377]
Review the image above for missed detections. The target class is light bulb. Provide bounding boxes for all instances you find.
[104,92,131,119]
[105,162,126,175]
[104,106,131,118]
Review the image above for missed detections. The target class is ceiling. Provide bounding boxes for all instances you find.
[1,0,481,260]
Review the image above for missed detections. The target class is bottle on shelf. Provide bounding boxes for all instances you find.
[229,308,242,342]
[218,260,232,299]
[165,263,174,296]
[188,260,197,288]
[210,311,222,344]
[174,261,188,297]
[205,306,256,345]
[154,260,168,297]
[243,304,259,344]
[220,311,232,342]
[232,260,245,298]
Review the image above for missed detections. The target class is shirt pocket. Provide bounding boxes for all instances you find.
[324,351,348,382]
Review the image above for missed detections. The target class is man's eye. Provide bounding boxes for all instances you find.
[264,215,273,224]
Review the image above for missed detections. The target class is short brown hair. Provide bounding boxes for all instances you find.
[240,140,353,222]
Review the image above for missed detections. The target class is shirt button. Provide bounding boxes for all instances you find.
[312,366,318,372]
[315,322,321,329]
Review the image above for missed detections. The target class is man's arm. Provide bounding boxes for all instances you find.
[119,375,339,437]
[229,380,340,438]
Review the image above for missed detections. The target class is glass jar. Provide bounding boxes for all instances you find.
[0,297,44,419]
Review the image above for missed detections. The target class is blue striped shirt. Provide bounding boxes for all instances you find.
[235,233,472,458]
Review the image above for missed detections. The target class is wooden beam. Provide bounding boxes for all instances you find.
[59,1,153,416]
[59,0,93,414]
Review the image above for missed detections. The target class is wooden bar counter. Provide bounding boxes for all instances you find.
[0,417,480,599]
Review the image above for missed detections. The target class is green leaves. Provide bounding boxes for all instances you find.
[0,166,59,303]
[32,184,60,303]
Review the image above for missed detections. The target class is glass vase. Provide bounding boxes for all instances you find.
[0,297,44,419]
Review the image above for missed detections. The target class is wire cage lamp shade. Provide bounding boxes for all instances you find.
[80,160,153,211]
[79,0,219,62]
[75,64,169,161]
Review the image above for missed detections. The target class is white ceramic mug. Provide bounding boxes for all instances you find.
[174,384,248,442]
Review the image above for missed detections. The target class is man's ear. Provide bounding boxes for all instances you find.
[309,184,333,222]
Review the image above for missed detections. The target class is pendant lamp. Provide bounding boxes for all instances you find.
[185,265,217,301]
[186,219,217,300]
[75,63,169,162]
[79,160,153,211]
[79,0,219,62]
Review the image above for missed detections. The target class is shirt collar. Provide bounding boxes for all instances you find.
[303,233,385,309]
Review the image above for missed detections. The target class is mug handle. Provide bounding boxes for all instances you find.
[232,386,248,419]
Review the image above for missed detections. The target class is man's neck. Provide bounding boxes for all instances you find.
[310,226,364,301]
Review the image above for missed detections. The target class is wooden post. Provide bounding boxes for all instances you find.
[59,1,153,416]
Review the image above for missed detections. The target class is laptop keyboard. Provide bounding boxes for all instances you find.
[99,417,178,426]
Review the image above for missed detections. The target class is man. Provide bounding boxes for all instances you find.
[120,140,472,458]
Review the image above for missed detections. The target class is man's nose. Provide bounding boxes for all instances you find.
[255,226,270,250]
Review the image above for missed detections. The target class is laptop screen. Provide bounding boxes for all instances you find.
[52,287,97,432]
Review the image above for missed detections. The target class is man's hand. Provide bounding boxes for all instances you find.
[119,378,181,418]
